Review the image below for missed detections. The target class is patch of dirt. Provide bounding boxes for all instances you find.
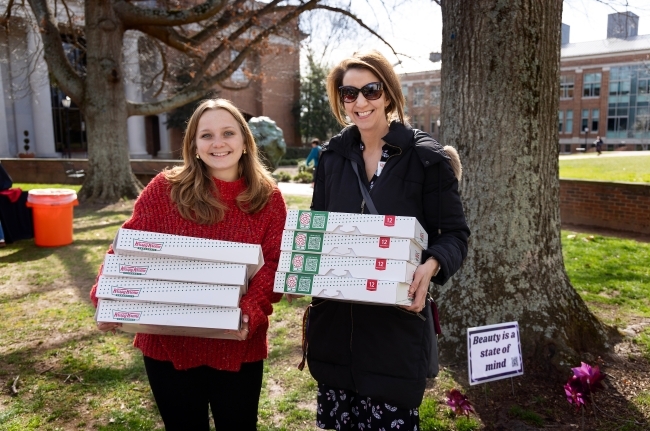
[426,336,650,430]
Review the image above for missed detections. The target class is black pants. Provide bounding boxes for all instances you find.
[143,356,263,431]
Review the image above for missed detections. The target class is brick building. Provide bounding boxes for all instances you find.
[559,12,650,153]
[0,1,301,160]
[398,70,442,141]
[400,12,650,154]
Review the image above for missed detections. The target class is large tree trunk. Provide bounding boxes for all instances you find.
[438,0,610,375]
[79,0,142,202]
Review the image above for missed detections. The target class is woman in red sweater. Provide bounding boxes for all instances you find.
[90,99,287,430]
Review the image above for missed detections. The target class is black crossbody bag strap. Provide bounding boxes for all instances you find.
[350,160,379,214]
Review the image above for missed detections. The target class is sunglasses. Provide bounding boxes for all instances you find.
[338,82,384,103]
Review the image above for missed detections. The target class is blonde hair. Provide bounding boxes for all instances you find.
[326,50,406,126]
[165,98,275,224]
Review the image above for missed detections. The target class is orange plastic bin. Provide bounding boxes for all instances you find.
[26,189,78,247]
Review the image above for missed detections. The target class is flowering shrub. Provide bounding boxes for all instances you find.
[564,362,605,411]
[446,389,475,418]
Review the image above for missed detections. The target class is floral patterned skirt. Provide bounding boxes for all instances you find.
[316,383,419,430]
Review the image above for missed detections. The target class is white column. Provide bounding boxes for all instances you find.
[156,113,173,159]
[9,29,34,156]
[27,28,58,157]
[0,57,11,157]
[124,32,150,159]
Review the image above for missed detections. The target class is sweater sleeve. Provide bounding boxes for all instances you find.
[422,159,470,285]
[89,174,170,307]
[238,189,287,336]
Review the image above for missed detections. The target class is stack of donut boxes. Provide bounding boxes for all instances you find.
[274,210,428,305]
[94,229,263,338]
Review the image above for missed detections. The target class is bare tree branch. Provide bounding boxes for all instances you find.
[0,0,15,27]
[128,0,318,116]
[314,4,400,59]
[190,0,284,85]
[114,0,228,27]
[27,0,83,103]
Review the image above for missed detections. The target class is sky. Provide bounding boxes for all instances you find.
[308,0,650,74]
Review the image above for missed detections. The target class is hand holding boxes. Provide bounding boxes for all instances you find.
[274,210,428,305]
[95,229,264,338]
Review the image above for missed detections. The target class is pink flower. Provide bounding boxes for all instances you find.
[564,376,586,410]
[446,389,475,418]
[571,362,605,393]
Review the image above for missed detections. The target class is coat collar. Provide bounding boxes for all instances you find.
[326,121,413,161]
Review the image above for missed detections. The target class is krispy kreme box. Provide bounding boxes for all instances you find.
[278,251,417,283]
[113,229,264,278]
[273,272,411,305]
[285,210,428,249]
[102,254,247,287]
[281,230,423,264]
[96,298,241,339]
[96,276,242,308]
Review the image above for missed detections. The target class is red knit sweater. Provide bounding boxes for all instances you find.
[90,173,287,371]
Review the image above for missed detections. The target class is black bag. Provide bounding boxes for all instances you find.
[0,164,13,191]
[351,160,440,378]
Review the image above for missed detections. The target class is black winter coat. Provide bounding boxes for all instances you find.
[306,121,470,409]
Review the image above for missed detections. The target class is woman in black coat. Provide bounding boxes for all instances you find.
[302,50,470,430]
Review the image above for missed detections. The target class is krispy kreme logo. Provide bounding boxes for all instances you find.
[112,310,141,321]
[133,239,163,251]
[111,286,141,297]
[119,265,148,275]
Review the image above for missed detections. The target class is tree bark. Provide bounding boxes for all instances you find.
[438,0,610,375]
[80,0,142,202]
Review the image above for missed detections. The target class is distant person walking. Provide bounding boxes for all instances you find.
[305,138,321,187]
[594,136,604,155]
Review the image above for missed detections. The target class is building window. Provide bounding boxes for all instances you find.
[607,65,650,139]
[583,73,601,97]
[430,115,436,134]
[560,75,574,98]
[430,86,440,106]
[591,109,599,132]
[413,87,424,107]
[230,50,247,83]
[402,85,409,102]
[558,110,563,133]
[581,109,589,131]
[566,110,573,134]
[412,115,419,129]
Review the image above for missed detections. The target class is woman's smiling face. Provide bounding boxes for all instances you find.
[195,108,245,182]
[341,68,390,134]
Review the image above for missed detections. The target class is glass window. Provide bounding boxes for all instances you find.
[412,115,419,129]
[639,79,650,95]
[560,75,574,98]
[430,115,436,134]
[583,73,601,97]
[402,85,409,101]
[581,109,589,131]
[591,109,599,132]
[558,110,564,133]
[430,86,440,106]
[566,110,573,134]
[413,87,424,107]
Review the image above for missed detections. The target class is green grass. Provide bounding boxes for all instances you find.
[0,189,648,429]
[507,405,544,427]
[13,183,82,192]
[561,231,650,317]
[559,156,650,183]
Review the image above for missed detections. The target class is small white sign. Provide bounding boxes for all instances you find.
[467,321,523,385]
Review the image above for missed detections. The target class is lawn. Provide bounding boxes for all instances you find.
[559,155,650,183]
[0,192,648,430]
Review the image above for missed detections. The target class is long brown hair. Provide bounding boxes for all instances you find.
[327,49,406,126]
[165,99,276,224]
